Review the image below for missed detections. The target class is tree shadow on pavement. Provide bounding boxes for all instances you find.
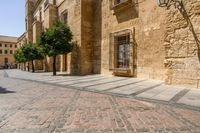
[0,87,16,94]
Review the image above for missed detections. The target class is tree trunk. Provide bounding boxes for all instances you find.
[53,56,56,76]
[64,54,67,71]
[27,62,30,72]
[44,56,48,72]
[24,62,26,71]
[32,60,35,73]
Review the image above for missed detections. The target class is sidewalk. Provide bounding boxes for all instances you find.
[5,69,200,111]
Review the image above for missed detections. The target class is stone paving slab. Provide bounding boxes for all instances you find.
[72,77,127,88]
[177,89,200,107]
[107,82,149,94]
[136,85,167,98]
[151,87,184,101]
[86,78,145,91]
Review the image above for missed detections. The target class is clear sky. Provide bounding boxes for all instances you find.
[0,0,25,37]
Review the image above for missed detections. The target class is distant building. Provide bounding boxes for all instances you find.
[0,35,18,69]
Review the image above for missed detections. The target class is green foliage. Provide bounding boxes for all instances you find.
[39,21,74,57]
[21,43,44,62]
[14,48,26,63]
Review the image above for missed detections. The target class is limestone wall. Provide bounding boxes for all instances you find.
[101,0,167,79]
[57,0,82,74]
[164,0,200,88]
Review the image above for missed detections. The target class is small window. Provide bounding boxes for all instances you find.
[109,30,131,70]
[10,44,12,48]
[4,50,8,54]
[115,0,124,5]
[10,50,13,54]
[115,35,130,68]
[0,44,2,47]
[61,11,68,25]
[44,0,49,8]
[114,0,129,5]
[5,44,7,47]
[15,45,17,48]
[4,58,8,64]
[53,0,56,5]
[0,50,2,54]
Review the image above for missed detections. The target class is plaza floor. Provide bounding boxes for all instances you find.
[0,70,200,132]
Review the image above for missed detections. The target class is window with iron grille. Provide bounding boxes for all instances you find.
[4,58,8,64]
[44,0,49,8]
[111,0,134,10]
[109,29,132,70]
[61,11,68,25]
[116,35,130,68]
[115,0,126,5]
[10,50,13,54]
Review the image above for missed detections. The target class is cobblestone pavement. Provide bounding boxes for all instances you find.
[5,70,200,111]
[1,70,200,133]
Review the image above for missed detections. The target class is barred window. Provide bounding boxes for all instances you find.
[115,0,125,5]
[4,58,8,64]
[110,29,132,70]
[61,11,68,25]
[44,0,49,8]
[116,35,130,68]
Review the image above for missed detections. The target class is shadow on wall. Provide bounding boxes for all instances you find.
[0,87,15,94]
[113,0,139,23]
[178,1,200,62]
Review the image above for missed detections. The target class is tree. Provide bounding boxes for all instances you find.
[21,43,44,73]
[39,21,74,75]
[14,48,27,70]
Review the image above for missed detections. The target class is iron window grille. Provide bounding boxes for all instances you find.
[61,10,68,25]
[109,29,133,70]
[111,0,135,9]
[44,0,49,8]
[4,58,8,64]
[115,0,128,5]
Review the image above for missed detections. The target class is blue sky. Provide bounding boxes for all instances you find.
[0,0,25,37]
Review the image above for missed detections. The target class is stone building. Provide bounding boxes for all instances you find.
[0,35,18,68]
[22,0,200,88]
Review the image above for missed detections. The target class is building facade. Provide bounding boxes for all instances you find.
[22,0,200,88]
[0,36,18,69]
